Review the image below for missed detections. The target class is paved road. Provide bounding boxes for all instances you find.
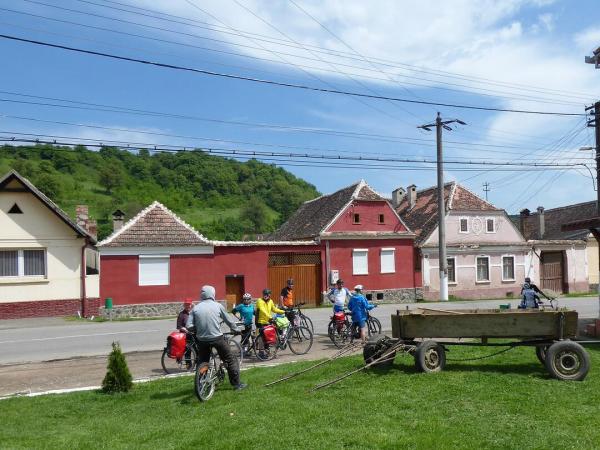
[0,297,598,365]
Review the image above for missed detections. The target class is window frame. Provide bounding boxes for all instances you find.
[459,217,469,233]
[447,257,456,284]
[486,217,496,233]
[476,255,490,283]
[502,255,515,281]
[378,213,385,224]
[353,213,361,224]
[352,249,369,275]
[138,254,170,286]
[380,248,395,274]
[0,248,47,278]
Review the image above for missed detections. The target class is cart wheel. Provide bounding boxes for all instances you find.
[363,334,395,368]
[544,341,590,381]
[535,345,549,365]
[415,340,446,373]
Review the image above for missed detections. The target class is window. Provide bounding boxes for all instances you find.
[502,256,515,281]
[447,258,456,283]
[139,255,170,286]
[353,213,360,224]
[380,248,395,273]
[0,249,46,277]
[459,218,469,233]
[486,218,495,233]
[476,256,490,282]
[378,214,385,224]
[8,203,23,214]
[352,249,368,275]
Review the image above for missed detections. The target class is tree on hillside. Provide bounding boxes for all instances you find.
[99,162,124,193]
[34,173,62,199]
[240,197,271,233]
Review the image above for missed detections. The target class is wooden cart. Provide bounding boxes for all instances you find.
[363,308,594,381]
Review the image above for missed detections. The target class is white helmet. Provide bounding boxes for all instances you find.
[354,284,364,291]
[242,293,252,302]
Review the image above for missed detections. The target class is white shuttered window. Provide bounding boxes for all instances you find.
[0,249,45,277]
[352,249,368,275]
[380,248,395,273]
[139,255,170,286]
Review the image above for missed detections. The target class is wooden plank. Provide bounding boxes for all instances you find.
[391,310,578,339]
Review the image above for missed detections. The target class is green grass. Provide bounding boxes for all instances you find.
[2,346,600,449]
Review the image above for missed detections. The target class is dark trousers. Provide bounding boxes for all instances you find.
[197,335,240,386]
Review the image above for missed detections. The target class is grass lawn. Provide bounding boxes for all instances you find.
[2,346,600,449]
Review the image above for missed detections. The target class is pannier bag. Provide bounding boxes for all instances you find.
[262,324,277,345]
[275,315,290,330]
[167,331,187,359]
[334,311,345,323]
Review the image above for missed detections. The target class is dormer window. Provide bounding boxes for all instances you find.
[353,213,360,224]
[378,214,385,224]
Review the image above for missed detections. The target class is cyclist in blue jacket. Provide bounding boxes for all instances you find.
[232,293,255,352]
[347,285,376,343]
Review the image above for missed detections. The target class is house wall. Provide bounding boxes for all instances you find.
[423,249,527,300]
[0,188,97,317]
[100,244,324,306]
[527,244,588,294]
[328,201,408,233]
[587,235,598,290]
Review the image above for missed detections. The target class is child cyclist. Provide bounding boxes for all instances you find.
[347,285,376,343]
[232,293,255,352]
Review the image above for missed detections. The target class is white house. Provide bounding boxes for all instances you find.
[0,170,99,318]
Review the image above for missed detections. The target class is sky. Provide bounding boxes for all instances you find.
[1,0,600,214]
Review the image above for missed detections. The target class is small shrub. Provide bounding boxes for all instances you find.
[102,342,133,393]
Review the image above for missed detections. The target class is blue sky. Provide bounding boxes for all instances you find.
[1,0,600,213]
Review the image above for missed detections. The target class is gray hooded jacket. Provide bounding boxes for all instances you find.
[186,285,239,341]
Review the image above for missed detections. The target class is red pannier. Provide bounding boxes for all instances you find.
[167,331,187,359]
[334,311,346,323]
[262,324,277,345]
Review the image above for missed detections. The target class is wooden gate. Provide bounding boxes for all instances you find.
[267,253,321,307]
[225,276,244,309]
[540,252,564,293]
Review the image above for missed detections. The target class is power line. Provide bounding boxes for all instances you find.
[0,34,587,117]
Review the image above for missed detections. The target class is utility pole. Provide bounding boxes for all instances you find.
[587,101,600,318]
[418,112,466,301]
[483,182,491,201]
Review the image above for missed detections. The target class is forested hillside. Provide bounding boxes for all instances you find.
[0,144,320,240]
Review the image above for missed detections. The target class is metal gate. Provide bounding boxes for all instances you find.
[540,251,564,293]
[267,253,322,307]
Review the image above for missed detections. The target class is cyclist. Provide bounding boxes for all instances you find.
[521,277,549,300]
[186,285,247,391]
[327,279,351,312]
[256,288,285,355]
[176,300,193,332]
[279,278,295,308]
[232,293,255,352]
[347,284,376,343]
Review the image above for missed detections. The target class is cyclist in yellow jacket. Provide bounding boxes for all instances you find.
[256,288,284,326]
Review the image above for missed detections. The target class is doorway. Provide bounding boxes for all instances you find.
[225,275,245,309]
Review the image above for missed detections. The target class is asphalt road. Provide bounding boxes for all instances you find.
[1,297,598,365]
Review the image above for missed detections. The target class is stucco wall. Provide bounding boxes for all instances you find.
[327,200,408,233]
[587,236,598,288]
[0,189,87,303]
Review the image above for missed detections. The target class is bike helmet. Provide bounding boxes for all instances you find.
[354,284,364,291]
[262,288,272,296]
[242,293,252,303]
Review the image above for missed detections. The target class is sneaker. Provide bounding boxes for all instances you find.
[234,383,248,391]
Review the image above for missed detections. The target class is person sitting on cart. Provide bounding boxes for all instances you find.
[176,300,193,332]
[186,285,247,391]
[347,285,376,343]
[519,282,542,309]
[256,289,285,353]
[232,293,255,352]
[521,277,549,300]
[327,279,351,312]
[279,279,295,309]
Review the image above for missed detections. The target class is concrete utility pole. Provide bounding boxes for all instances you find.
[483,182,490,201]
[418,113,466,301]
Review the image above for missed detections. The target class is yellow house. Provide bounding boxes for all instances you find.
[0,170,99,318]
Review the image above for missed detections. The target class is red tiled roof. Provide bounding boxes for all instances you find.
[520,201,597,240]
[99,201,210,247]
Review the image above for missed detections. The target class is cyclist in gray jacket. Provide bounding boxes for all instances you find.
[186,285,247,391]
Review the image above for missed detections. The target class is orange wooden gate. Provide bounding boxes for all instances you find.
[267,253,321,307]
[540,252,564,293]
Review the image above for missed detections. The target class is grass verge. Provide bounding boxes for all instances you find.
[1,346,599,449]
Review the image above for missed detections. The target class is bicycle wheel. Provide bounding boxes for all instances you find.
[367,317,382,336]
[332,322,351,348]
[327,320,335,341]
[288,326,313,355]
[161,346,197,374]
[228,338,243,366]
[253,334,277,361]
[194,362,216,402]
[299,313,314,333]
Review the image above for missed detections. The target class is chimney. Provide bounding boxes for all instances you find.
[537,206,545,239]
[408,184,417,209]
[112,209,125,232]
[391,187,406,208]
[519,208,530,235]
[76,205,89,231]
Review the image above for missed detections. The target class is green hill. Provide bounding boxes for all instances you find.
[0,144,320,240]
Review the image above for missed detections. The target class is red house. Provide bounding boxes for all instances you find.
[98,181,419,315]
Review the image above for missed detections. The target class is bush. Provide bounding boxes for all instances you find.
[101,342,133,393]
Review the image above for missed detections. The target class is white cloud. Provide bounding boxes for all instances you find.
[574,27,600,52]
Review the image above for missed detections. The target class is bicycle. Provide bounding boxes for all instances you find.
[161,329,198,374]
[328,310,381,348]
[286,302,314,333]
[194,345,225,402]
[254,319,313,361]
